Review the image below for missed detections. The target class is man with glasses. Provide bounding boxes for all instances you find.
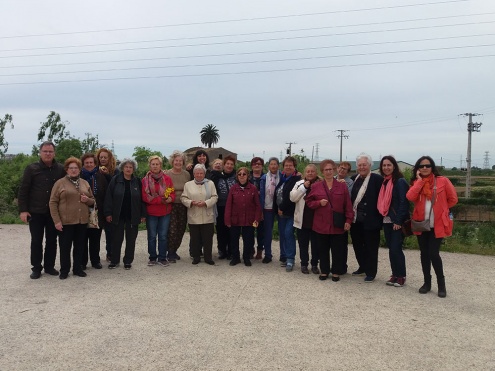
[18,141,65,279]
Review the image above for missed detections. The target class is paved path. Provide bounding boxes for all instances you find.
[1,225,494,370]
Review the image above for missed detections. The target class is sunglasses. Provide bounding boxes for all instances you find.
[419,164,432,169]
[238,173,248,176]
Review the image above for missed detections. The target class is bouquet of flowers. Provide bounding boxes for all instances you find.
[164,187,174,199]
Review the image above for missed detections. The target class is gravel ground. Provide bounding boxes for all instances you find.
[0,224,494,371]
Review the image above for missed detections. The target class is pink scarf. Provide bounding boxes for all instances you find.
[143,171,166,204]
[377,175,394,216]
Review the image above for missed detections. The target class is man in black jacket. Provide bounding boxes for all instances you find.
[18,141,65,279]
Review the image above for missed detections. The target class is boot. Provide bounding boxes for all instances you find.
[419,275,431,294]
[437,276,447,298]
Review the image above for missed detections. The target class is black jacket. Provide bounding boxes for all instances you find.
[18,159,65,214]
[387,178,410,225]
[273,174,301,217]
[350,172,383,230]
[104,173,146,225]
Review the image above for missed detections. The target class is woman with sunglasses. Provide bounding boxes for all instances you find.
[406,156,458,298]
[224,167,262,266]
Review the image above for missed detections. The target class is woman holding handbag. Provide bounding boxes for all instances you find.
[306,159,353,282]
[377,156,409,288]
[406,156,458,298]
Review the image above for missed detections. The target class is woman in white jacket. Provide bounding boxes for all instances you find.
[289,164,321,274]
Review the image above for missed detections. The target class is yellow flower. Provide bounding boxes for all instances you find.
[164,187,174,198]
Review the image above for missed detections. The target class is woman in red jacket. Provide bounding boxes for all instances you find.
[142,155,176,267]
[406,156,458,298]
[224,167,262,267]
[306,160,353,282]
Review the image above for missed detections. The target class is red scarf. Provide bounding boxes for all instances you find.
[377,175,393,216]
[420,173,434,200]
[143,171,166,203]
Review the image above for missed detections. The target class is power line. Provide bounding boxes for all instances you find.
[2,12,493,53]
[1,43,492,78]
[2,20,494,59]
[1,33,492,70]
[0,0,471,39]
[1,53,493,86]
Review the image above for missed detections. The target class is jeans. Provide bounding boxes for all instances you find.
[263,210,277,259]
[417,229,444,278]
[255,220,264,251]
[111,219,139,265]
[230,226,255,261]
[278,215,295,265]
[147,214,171,261]
[350,222,381,277]
[297,227,319,267]
[28,213,58,272]
[383,223,406,277]
[59,223,86,274]
[82,227,102,267]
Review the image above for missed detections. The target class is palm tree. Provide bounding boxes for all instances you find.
[200,124,220,148]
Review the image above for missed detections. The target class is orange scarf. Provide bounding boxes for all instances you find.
[420,173,434,200]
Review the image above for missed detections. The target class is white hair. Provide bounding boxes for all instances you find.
[356,153,372,166]
[119,158,138,171]
[193,163,207,174]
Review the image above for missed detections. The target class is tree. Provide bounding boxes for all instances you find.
[56,138,83,163]
[200,124,220,148]
[32,111,70,155]
[132,146,166,177]
[81,132,100,154]
[0,114,14,158]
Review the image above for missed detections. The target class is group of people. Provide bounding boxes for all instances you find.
[19,143,458,297]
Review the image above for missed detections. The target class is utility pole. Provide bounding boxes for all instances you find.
[335,130,349,163]
[460,113,482,198]
[285,142,296,156]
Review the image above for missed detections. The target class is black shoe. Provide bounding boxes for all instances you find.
[124,264,132,270]
[92,263,103,269]
[205,260,215,265]
[311,266,320,274]
[229,258,241,266]
[262,257,272,264]
[30,270,41,279]
[59,272,68,280]
[44,268,59,276]
[319,275,328,281]
[331,275,340,282]
[218,252,227,260]
[192,258,200,265]
[301,266,309,274]
[352,269,365,276]
[81,265,87,271]
[108,263,119,269]
[244,259,252,267]
[73,271,87,277]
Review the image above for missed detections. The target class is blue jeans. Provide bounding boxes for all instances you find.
[383,223,406,277]
[278,215,295,264]
[263,210,275,259]
[147,214,171,261]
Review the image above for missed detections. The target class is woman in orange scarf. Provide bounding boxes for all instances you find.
[406,156,458,298]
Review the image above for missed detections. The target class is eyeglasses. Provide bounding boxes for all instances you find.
[419,164,432,169]
[338,167,350,172]
[238,173,248,176]
[323,168,334,172]
[67,167,79,170]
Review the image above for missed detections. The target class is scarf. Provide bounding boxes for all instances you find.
[267,171,279,199]
[352,173,371,222]
[81,167,99,195]
[377,175,393,216]
[420,173,434,200]
[143,171,166,203]
[66,175,80,190]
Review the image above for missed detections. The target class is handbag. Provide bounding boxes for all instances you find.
[401,219,413,237]
[323,182,346,229]
[88,206,99,229]
[411,178,436,233]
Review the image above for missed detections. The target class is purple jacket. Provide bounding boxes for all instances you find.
[224,183,262,227]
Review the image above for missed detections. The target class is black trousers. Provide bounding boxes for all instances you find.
[189,223,214,262]
[216,206,231,255]
[417,229,444,278]
[29,213,58,272]
[82,227,102,267]
[297,227,319,267]
[255,220,264,251]
[230,226,255,261]
[111,219,139,265]
[58,223,86,274]
[317,232,347,275]
[350,222,381,277]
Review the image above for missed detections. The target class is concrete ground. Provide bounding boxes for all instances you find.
[0,224,494,371]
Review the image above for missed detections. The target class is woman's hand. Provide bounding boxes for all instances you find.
[393,223,402,230]
[55,222,63,231]
[320,199,329,206]
[344,222,351,231]
[140,217,146,223]
[80,194,89,203]
[416,170,422,180]
[252,221,259,228]
[106,216,112,223]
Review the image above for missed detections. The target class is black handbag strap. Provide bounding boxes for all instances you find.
[323,181,335,209]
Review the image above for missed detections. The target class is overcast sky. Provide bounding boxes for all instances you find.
[1,0,494,168]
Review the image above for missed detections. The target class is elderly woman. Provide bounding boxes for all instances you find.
[49,157,95,279]
[259,157,281,264]
[273,156,301,272]
[406,156,458,298]
[378,156,410,287]
[80,153,108,270]
[211,155,237,259]
[165,150,191,262]
[181,164,218,265]
[290,164,321,274]
[96,147,119,262]
[225,167,262,267]
[142,155,175,267]
[104,158,146,270]
[211,159,223,172]
[349,153,384,283]
[306,160,353,281]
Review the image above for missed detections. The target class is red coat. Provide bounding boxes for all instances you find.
[306,179,353,235]
[406,176,458,238]
[224,183,262,227]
